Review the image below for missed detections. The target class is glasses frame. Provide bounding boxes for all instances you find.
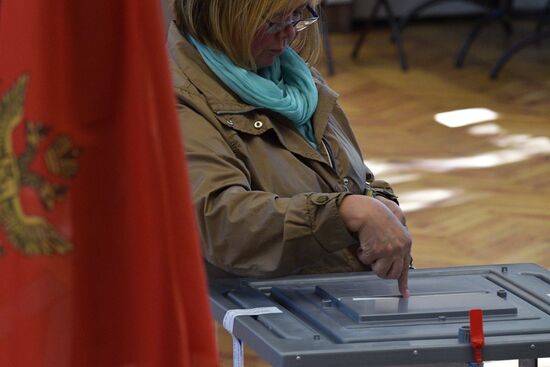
[264,5,319,34]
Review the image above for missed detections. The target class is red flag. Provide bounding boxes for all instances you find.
[0,1,218,366]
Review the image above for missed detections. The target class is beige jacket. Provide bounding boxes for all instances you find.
[168,24,377,278]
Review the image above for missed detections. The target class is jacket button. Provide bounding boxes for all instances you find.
[343,177,350,191]
[253,121,263,129]
[316,195,329,204]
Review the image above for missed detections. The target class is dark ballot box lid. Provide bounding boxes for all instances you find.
[208,263,550,367]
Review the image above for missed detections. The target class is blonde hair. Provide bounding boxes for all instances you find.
[174,0,321,70]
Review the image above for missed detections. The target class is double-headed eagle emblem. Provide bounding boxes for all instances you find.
[0,75,80,256]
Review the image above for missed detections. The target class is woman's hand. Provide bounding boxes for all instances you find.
[339,195,412,297]
[375,196,406,226]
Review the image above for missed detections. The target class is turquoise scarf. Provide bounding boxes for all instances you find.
[188,36,318,148]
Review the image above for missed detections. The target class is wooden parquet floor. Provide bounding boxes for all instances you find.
[216,19,550,366]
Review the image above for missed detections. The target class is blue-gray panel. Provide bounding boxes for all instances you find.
[209,264,550,367]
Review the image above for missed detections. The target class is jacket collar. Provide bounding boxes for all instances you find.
[168,22,256,114]
[167,22,339,120]
[168,23,340,165]
[311,74,338,143]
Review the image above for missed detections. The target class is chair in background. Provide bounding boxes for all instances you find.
[351,0,515,71]
[490,0,550,78]
[454,0,514,68]
[398,0,484,30]
[350,0,409,71]
[396,0,515,68]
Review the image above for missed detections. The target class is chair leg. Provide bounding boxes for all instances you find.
[399,0,465,33]
[320,13,336,76]
[455,4,509,68]
[351,0,382,59]
[352,0,407,71]
[500,0,515,36]
[456,15,489,67]
[490,30,550,79]
[535,0,550,34]
[379,0,408,70]
[455,0,518,68]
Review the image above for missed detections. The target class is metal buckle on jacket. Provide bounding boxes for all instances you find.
[371,187,399,205]
[364,185,399,205]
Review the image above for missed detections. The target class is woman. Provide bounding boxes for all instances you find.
[169,0,412,296]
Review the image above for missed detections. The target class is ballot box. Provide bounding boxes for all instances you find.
[209,263,550,367]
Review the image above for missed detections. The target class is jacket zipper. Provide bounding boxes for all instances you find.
[322,138,351,192]
[321,138,336,170]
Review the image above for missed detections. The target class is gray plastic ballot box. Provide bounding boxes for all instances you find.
[209,263,550,367]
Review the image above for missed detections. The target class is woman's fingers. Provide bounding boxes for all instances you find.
[376,196,406,226]
[340,195,413,295]
[398,257,410,298]
[371,257,403,280]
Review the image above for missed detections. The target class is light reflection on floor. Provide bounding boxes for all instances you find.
[398,189,460,213]
[368,127,550,174]
[434,107,500,128]
[408,145,547,171]
[365,118,550,213]
[468,122,504,136]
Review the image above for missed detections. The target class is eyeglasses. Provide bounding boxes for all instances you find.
[264,5,319,34]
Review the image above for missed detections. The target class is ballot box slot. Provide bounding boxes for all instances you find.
[266,279,547,344]
[312,274,491,301]
[269,284,545,344]
[268,285,526,343]
[313,277,520,324]
[333,292,517,323]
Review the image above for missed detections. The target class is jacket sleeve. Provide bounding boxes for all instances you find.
[178,107,358,278]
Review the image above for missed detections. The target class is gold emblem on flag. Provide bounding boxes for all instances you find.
[0,75,80,255]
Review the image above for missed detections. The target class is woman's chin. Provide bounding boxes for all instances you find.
[256,51,282,68]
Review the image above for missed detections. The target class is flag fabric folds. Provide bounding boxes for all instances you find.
[0,1,218,366]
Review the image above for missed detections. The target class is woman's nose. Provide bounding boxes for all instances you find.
[278,24,297,42]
